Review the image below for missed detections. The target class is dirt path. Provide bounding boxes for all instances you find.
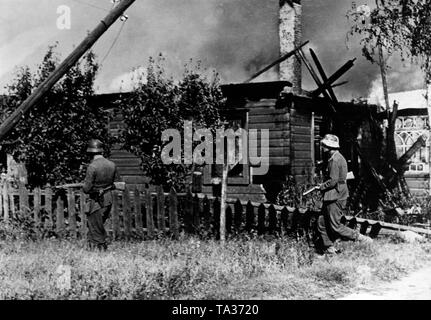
[339,264,431,300]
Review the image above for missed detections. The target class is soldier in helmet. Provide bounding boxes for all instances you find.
[317,134,372,255]
[83,139,121,250]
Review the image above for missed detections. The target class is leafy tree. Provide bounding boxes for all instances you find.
[348,0,431,79]
[0,44,111,187]
[121,56,224,190]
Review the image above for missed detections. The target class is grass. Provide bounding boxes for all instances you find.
[1,234,431,300]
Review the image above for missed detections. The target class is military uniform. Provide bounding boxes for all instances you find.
[317,150,359,248]
[83,156,121,249]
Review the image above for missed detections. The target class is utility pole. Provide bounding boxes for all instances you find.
[0,0,136,141]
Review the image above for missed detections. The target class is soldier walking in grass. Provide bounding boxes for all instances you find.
[317,134,372,255]
[83,139,121,251]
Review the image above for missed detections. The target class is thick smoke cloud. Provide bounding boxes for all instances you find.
[0,0,426,102]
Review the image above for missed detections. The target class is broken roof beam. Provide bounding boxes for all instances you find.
[244,40,309,83]
[309,48,338,104]
[296,49,337,113]
[312,58,356,97]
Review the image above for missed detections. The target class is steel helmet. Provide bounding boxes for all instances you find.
[86,139,104,154]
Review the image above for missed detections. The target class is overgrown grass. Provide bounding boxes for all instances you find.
[1,235,431,300]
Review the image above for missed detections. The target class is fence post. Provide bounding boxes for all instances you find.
[226,205,232,235]
[145,187,155,238]
[67,189,77,239]
[45,188,53,230]
[18,181,29,216]
[184,189,193,233]
[234,199,243,232]
[2,180,8,221]
[203,195,211,230]
[0,181,3,219]
[169,187,179,239]
[193,194,200,231]
[157,186,166,235]
[257,204,266,235]
[56,196,65,237]
[134,186,144,238]
[213,197,220,239]
[111,190,120,239]
[34,187,41,229]
[123,185,132,239]
[280,207,289,234]
[245,201,254,232]
[268,205,277,233]
[359,220,370,235]
[79,190,88,239]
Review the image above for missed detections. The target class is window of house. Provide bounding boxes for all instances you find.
[203,109,250,185]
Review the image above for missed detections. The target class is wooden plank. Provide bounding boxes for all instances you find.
[248,138,289,148]
[245,201,254,232]
[359,220,369,235]
[347,216,431,236]
[45,188,53,230]
[145,187,155,237]
[134,186,144,238]
[2,181,8,221]
[123,185,132,239]
[291,127,312,134]
[249,107,289,115]
[266,156,290,166]
[117,168,145,176]
[0,184,2,219]
[245,99,277,108]
[268,205,277,232]
[67,189,77,238]
[203,195,211,230]
[213,198,220,238]
[19,183,29,216]
[33,187,41,226]
[249,114,290,123]
[56,196,65,237]
[292,151,312,159]
[280,207,289,233]
[248,122,289,130]
[112,158,142,167]
[234,199,243,231]
[156,186,166,234]
[111,190,120,239]
[369,223,382,239]
[257,204,266,235]
[169,188,179,239]
[192,194,200,231]
[78,191,87,239]
[184,190,194,233]
[226,205,233,234]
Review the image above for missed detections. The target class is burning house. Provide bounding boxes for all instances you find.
[98,0,387,205]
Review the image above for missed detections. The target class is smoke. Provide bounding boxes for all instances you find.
[97,0,280,92]
[1,0,427,100]
[367,56,426,106]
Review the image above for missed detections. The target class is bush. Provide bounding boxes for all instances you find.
[0,44,111,187]
[121,56,224,190]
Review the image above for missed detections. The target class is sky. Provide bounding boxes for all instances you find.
[0,0,427,103]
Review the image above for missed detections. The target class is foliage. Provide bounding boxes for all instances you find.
[121,56,224,190]
[0,43,111,187]
[347,0,431,79]
[276,175,324,211]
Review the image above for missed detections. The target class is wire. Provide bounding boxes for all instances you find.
[69,0,110,12]
[100,20,127,66]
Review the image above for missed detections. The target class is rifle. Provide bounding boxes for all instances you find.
[303,185,320,196]
[54,182,126,192]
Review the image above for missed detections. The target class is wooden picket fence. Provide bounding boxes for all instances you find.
[0,180,313,240]
[0,180,389,240]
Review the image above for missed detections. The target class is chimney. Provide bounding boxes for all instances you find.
[279,0,302,93]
